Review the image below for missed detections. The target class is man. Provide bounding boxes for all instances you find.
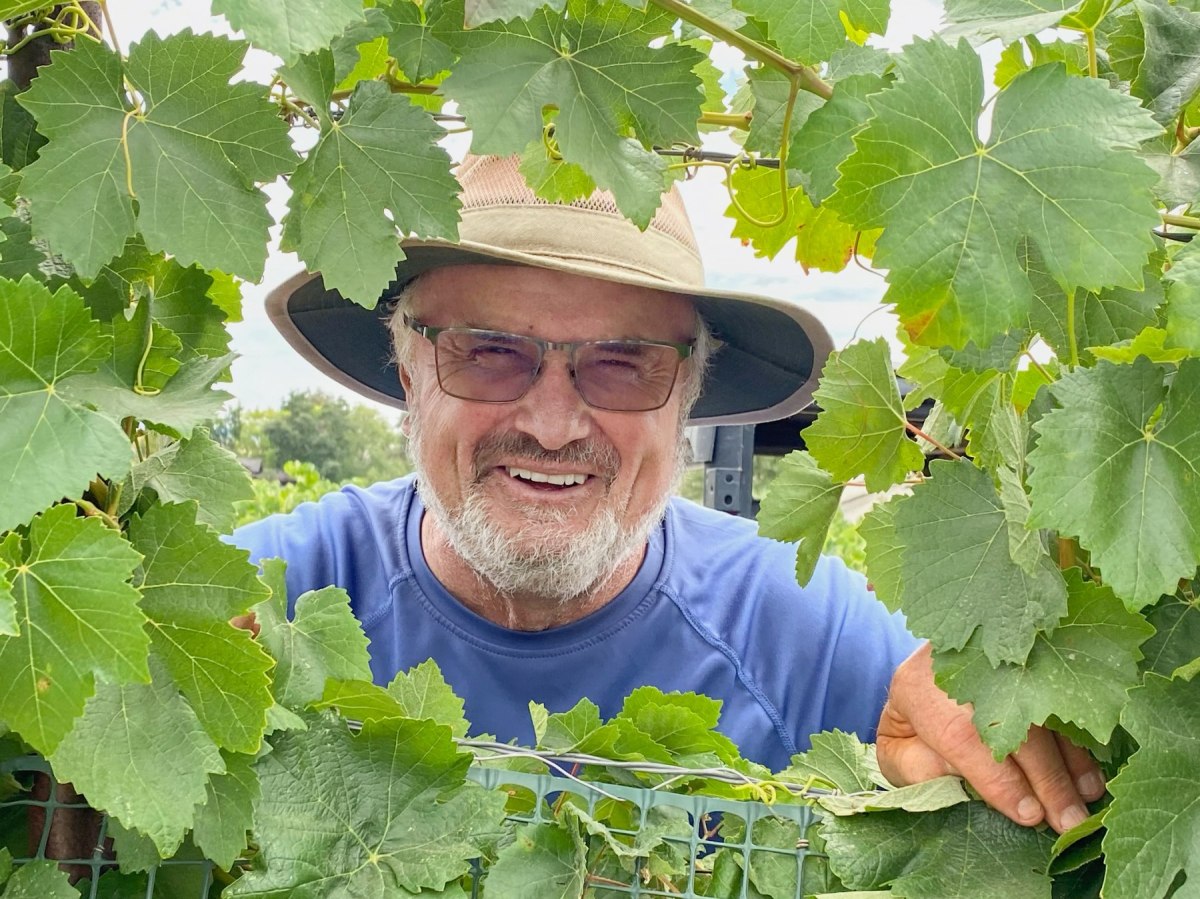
[240,155,1102,833]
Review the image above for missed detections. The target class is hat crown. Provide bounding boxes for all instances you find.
[453,155,706,288]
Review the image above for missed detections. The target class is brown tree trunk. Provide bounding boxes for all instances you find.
[6,2,102,89]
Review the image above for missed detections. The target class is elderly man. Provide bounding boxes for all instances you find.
[237,155,1102,833]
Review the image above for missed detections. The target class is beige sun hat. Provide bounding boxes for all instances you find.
[266,155,832,425]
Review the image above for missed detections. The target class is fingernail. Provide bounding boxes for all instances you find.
[1061,804,1088,831]
[1077,772,1104,798]
[1017,796,1043,824]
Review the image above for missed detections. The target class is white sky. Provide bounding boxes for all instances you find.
[112,0,953,416]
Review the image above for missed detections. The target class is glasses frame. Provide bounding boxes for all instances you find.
[405,316,695,412]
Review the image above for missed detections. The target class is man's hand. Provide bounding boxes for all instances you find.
[877,643,1106,833]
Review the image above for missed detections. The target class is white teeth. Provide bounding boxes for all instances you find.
[506,467,587,487]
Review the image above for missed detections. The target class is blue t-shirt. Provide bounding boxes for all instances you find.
[232,475,919,771]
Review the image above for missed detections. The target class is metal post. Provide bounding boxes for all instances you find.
[703,424,756,519]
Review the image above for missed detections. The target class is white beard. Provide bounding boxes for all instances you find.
[407,413,687,605]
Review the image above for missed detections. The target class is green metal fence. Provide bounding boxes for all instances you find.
[2,756,819,898]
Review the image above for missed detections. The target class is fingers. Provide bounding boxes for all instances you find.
[1055,732,1106,801]
[1010,727,1090,832]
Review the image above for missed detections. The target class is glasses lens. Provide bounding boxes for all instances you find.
[434,329,540,402]
[574,341,682,411]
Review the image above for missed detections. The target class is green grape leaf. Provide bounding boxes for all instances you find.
[732,0,888,64]
[1119,0,1200,126]
[1142,595,1200,678]
[207,272,243,325]
[832,38,1161,349]
[1144,132,1200,207]
[385,0,456,82]
[281,80,459,305]
[933,570,1154,759]
[1088,325,1191,364]
[995,35,1090,88]
[0,81,46,171]
[1163,242,1200,354]
[192,749,259,870]
[726,164,876,274]
[816,777,970,817]
[821,801,1054,898]
[0,276,132,533]
[0,567,14,637]
[212,0,365,63]
[440,0,703,227]
[942,0,1086,43]
[0,506,148,754]
[519,139,597,204]
[18,33,295,280]
[485,822,586,899]
[756,451,842,586]
[538,698,621,755]
[386,658,470,737]
[741,68,825,157]
[125,430,253,533]
[1102,673,1200,899]
[106,300,182,394]
[616,687,738,764]
[778,729,883,792]
[0,860,79,898]
[316,678,409,722]
[788,72,888,205]
[895,460,1068,664]
[49,661,224,856]
[254,558,372,710]
[227,713,507,897]
[464,0,567,26]
[996,465,1041,572]
[128,501,272,754]
[1028,357,1200,609]
[148,261,230,361]
[61,354,234,441]
[805,339,925,492]
[859,498,903,612]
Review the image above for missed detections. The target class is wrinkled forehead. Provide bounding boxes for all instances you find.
[406,263,698,338]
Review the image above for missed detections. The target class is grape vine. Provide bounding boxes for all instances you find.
[0,0,1197,897]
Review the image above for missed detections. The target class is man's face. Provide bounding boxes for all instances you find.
[400,264,697,601]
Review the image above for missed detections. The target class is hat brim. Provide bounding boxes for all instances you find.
[266,239,833,426]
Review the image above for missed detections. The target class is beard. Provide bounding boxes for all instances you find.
[407,412,689,605]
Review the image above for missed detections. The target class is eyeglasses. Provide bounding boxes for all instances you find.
[405,317,694,412]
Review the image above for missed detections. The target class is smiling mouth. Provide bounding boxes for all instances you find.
[504,466,589,488]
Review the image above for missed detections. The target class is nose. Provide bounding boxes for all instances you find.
[510,352,593,450]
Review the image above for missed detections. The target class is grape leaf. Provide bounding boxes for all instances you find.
[385,0,456,82]
[18,33,295,280]
[616,687,738,764]
[536,698,622,755]
[519,139,597,204]
[227,713,507,897]
[741,68,825,157]
[0,506,148,754]
[995,35,1091,88]
[933,570,1154,758]
[60,353,234,441]
[128,501,272,754]
[1163,242,1200,353]
[756,451,843,586]
[147,260,230,362]
[805,339,925,492]
[124,430,253,534]
[832,38,1161,349]
[0,567,14,637]
[386,658,470,737]
[816,777,970,817]
[894,460,1068,664]
[726,164,875,274]
[212,0,365,64]
[105,300,182,394]
[732,0,888,64]
[1088,325,1191,364]
[941,0,1087,43]
[859,498,903,612]
[485,822,586,899]
[1144,132,1200,207]
[1026,243,1164,364]
[1102,673,1200,899]
[0,81,45,171]
[1112,0,1200,125]
[1141,595,1200,678]
[254,558,372,710]
[0,860,78,898]
[49,660,224,856]
[192,749,259,870]
[0,276,131,533]
[778,729,883,792]
[821,801,1055,898]
[1028,357,1200,609]
[440,0,703,227]
[281,80,459,305]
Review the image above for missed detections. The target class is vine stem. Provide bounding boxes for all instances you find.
[646,0,833,99]
[1163,212,1200,230]
[1057,536,1076,571]
[1085,28,1098,78]
[1065,288,1080,369]
[1022,350,1053,383]
[74,498,120,530]
[97,0,120,54]
[904,420,961,460]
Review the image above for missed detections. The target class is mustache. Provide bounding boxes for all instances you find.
[472,431,621,486]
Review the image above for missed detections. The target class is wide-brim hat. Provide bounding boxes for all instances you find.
[266,155,833,425]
